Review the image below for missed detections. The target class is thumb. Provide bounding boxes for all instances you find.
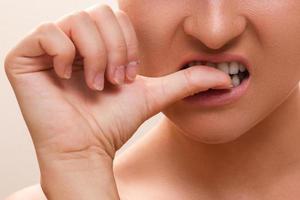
[143,65,233,115]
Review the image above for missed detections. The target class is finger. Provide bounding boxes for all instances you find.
[88,4,128,85]
[56,11,107,91]
[6,23,76,79]
[143,66,233,115]
[115,10,140,82]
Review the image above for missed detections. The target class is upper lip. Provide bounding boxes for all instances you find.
[179,53,252,74]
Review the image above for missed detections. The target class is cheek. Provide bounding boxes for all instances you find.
[249,3,300,114]
[247,1,300,82]
[162,17,300,144]
[120,0,300,142]
[163,104,257,144]
[119,1,188,76]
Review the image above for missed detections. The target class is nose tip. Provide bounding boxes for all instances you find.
[183,11,247,50]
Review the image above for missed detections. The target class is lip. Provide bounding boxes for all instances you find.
[179,53,252,75]
[183,75,251,107]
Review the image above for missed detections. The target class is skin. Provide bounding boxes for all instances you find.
[4,0,300,199]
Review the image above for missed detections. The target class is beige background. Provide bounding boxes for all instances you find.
[0,0,161,198]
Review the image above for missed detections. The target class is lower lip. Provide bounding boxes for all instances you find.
[183,76,251,107]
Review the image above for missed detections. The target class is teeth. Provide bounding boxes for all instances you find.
[217,62,229,74]
[231,75,241,87]
[188,62,194,67]
[189,61,197,67]
[239,64,246,72]
[185,61,248,79]
[229,62,239,75]
[195,61,202,65]
[207,62,217,68]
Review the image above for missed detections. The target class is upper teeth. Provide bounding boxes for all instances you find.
[186,61,248,87]
[187,61,246,75]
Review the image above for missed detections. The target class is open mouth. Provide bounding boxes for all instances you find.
[181,59,251,107]
[181,60,250,88]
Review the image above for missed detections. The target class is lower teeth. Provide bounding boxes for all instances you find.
[232,75,241,87]
[181,63,250,88]
[230,71,249,87]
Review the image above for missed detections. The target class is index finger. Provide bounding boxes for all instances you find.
[115,10,140,82]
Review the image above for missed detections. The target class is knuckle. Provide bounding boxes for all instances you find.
[87,4,113,22]
[127,43,139,51]
[69,42,76,54]
[47,37,75,59]
[98,4,113,13]
[110,42,127,54]
[4,49,23,78]
[107,42,128,65]
[115,10,128,19]
[60,43,76,58]
[70,10,90,22]
[4,52,14,75]
[50,41,75,60]
[88,48,107,61]
[126,44,139,59]
[159,77,168,98]
[183,68,197,95]
[36,22,58,34]
[35,22,62,44]
[142,78,160,115]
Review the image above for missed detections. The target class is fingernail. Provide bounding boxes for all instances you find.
[64,66,72,79]
[114,65,125,85]
[126,61,139,81]
[93,73,104,91]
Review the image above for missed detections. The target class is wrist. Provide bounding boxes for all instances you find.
[38,152,119,200]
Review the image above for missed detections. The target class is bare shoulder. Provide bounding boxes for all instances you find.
[5,184,46,200]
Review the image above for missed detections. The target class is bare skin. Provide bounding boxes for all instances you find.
[5,0,300,199]
[6,87,300,200]
[4,3,232,200]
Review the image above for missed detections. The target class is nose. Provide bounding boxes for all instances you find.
[183,1,247,50]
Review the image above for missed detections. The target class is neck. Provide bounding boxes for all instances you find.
[155,85,300,189]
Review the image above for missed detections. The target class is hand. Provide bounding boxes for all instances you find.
[4,4,232,200]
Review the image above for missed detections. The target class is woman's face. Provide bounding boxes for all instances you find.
[118,0,300,143]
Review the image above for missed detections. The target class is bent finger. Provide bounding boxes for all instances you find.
[88,5,128,85]
[115,10,140,82]
[142,66,233,115]
[57,11,107,91]
[6,22,76,79]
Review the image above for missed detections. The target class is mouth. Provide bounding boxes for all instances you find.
[181,60,250,88]
[180,55,252,107]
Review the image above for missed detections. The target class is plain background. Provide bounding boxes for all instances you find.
[0,0,161,198]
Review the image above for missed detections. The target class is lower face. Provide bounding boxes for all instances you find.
[118,0,300,143]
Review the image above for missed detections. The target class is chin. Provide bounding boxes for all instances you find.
[184,131,244,144]
[167,116,249,144]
